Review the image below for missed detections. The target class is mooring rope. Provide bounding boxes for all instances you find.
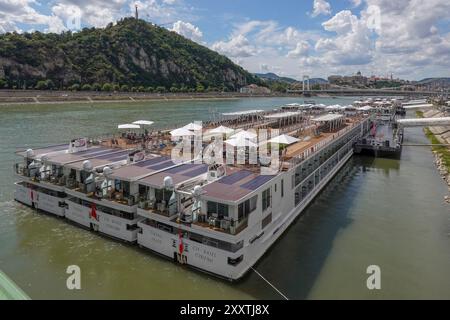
[251,267,289,300]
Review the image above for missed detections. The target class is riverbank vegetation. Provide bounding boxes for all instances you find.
[424,128,450,172]
[417,111,450,172]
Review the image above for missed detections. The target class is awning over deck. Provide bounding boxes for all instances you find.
[312,114,344,122]
[222,110,265,116]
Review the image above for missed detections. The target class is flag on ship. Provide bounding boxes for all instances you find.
[178,230,184,254]
[90,203,98,221]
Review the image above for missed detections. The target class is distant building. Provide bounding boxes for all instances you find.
[240,84,271,94]
[328,71,368,88]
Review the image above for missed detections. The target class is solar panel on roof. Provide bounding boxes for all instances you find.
[148,160,176,171]
[135,156,169,167]
[183,165,208,177]
[240,175,275,190]
[45,144,69,151]
[219,170,253,185]
[165,164,197,174]
[107,154,129,162]
[94,150,131,160]
[78,148,113,157]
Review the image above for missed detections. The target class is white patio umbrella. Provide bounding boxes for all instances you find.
[268,134,300,145]
[225,137,257,148]
[133,120,154,126]
[170,127,195,137]
[183,122,203,131]
[209,125,235,135]
[118,124,141,129]
[230,130,257,140]
[358,106,373,111]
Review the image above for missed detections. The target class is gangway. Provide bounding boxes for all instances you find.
[397,117,450,127]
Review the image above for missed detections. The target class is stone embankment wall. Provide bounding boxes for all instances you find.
[422,109,450,203]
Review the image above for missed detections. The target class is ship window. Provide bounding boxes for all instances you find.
[138,184,147,198]
[281,179,284,198]
[238,195,257,220]
[207,201,229,218]
[262,188,271,211]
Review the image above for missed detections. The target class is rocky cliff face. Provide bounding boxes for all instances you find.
[0,18,258,90]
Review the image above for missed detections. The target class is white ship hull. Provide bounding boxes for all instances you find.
[14,182,65,217]
[14,182,142,242]
[137,150,354,280]
[65,198,143,242]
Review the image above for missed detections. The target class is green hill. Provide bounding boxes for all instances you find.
[0,18,259,92]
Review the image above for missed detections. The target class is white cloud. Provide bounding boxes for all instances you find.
[322,10,356,35]
[287,41,311,58]
[0,0,194,33]
[51,0,126,28]
[312,0,332,17]
[0,0,67,33]
[171,20,203,43]
[212,34,257,58]
[314,10,374,66]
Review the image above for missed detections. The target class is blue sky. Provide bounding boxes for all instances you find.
[1,0,449,80]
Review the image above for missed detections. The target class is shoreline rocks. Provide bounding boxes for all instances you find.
[432,150,450,203]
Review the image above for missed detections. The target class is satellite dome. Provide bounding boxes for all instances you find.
[102,166,113,176]
[163,176,174,189]
[82,160,93,171]
[193,185,203,197]
[26,149,34,158]
[40,155,49,162]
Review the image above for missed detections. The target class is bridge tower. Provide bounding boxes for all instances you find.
[303,75,310,92]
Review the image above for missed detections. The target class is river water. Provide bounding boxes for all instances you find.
[0,97,449,299]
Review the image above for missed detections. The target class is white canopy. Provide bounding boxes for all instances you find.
[264,111,302,119]
[230,130,257,140]
[268,134,300,145]
[209,125,235,135]
[133,120,154,126]
[170,127,195,137]
[225,137,258,148]
[183,122,203,131]
[358,106,373,111]
[312,114,344,122]
[222,109,265,116]
[118,124,141,129]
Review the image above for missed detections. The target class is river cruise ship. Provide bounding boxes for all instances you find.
[14,107,371,280]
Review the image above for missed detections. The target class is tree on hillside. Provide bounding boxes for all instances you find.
[69,83,80,91]
[155,86,166,93]
[81,84,92,91]
[35,79,55,90]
